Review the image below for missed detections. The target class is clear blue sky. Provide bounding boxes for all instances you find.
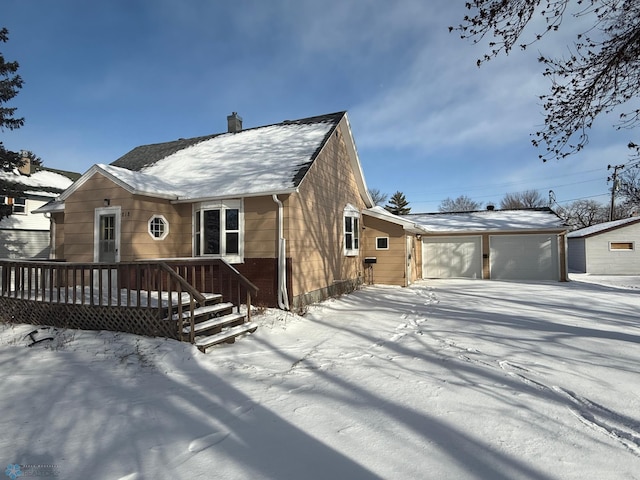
[2,1,635,212]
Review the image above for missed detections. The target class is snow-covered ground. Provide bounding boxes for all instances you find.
[1,275,639,479]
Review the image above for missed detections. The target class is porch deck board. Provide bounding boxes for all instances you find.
[183,311,245,335]
[195,322,258,350]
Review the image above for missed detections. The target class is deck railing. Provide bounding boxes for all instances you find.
[157,258,259,323]
[0,258,258,343]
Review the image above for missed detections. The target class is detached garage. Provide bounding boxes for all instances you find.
[567,216,640,274]
[407,208,568,281]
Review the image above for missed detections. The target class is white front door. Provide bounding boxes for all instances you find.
[94,207,121,263]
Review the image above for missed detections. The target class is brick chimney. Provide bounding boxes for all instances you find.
[227,112,243,133]
[18,151,31,176]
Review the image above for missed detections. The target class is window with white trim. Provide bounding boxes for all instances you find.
[344,205,360,256]
[194,200,243,263]
[12,197,26,214]
[376,237,389,250]
[148,215,169,240]
[1,196,26,215]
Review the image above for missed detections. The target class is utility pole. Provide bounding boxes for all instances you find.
[607,164,625,221]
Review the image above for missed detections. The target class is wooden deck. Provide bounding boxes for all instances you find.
[0,258,259,350]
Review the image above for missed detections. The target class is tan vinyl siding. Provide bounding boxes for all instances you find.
[244,196,278,258]
[62,172,192,261]
[286,122,366,299]
[52,212,65,259]
[121,198,191,260]
[362,216,408,286]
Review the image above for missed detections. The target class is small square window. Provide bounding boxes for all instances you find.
[376,237,389,250]
[148,215,169,240]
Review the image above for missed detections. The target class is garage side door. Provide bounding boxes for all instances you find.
[423,236,482,278]
[490,234,559,280]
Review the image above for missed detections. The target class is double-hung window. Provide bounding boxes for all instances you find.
[12,197,26,214]
[344,204,360,256]
[194,200,243,263]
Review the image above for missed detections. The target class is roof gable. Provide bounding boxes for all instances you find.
[110,112,347,201]
[55,111,373,207]
[59,164,181,201]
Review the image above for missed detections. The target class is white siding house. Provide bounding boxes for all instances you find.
[567,217,640,274]
[0,160,78,259]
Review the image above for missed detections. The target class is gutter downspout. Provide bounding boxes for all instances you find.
[272,195,290,310]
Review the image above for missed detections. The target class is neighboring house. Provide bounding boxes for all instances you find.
[39,111,384,308]
[0,158,78,259]
[405,208,569,281]
[567,216,640,274]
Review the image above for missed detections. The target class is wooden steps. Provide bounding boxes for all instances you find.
[168,293,257,351]
[195,322,258,352]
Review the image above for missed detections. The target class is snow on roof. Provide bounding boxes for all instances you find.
[363,206,426,232]
[406,208,567,233]
[138,121,335,199]
[98,164,182,198]
[0,168,75,197]
[567,216,640,238]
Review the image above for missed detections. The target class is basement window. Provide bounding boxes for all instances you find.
[609,242,634,251]
[148,215,169,240]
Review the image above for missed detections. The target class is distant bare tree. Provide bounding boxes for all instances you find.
[558,199,609,229]
[368,188,388,206]
[438,195,482,212]
[617,166,640,209]
[499,190,546,209]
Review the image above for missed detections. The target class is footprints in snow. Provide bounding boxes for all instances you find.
[449,342,640,456]
[185,400,255,453]
[553,386,640,456]
[188,431,230,453]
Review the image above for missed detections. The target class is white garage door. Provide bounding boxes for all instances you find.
[423,236,482,278]
[490,234,559,280]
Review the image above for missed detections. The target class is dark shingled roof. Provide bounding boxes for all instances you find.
[111,134,222,172]
[110,111,346,180]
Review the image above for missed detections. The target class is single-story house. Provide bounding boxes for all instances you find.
[35,111,572,317]
[404,208,569,281]
[0,157,78,259]
[567,216,640,274]
[37,111,395,308]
